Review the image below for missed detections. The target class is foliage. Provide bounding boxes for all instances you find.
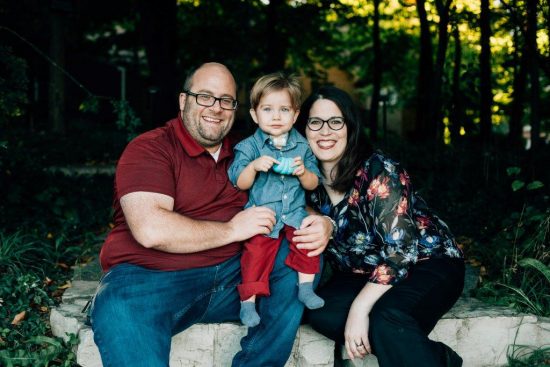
[0,125,114,366]
[112,99,142,141]
[507,344,550,366]
[0,46,28,126]
[472,168,549,316]
[0,227,97,366]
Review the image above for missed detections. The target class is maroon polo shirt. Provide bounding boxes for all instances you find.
[99,115,248,271]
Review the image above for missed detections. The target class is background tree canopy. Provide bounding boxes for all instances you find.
[1,0,548,146]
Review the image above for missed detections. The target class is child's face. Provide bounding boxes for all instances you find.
[250,89,299,138]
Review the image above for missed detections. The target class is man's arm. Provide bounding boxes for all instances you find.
[121,191,276,253]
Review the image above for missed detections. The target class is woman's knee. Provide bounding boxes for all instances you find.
[369,304,412,342]
[307,308,346,343]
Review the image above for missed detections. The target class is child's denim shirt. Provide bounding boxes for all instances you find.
[228,128,322,238]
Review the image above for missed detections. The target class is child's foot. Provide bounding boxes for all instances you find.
[298,282,324,309]
[240,301,260,327]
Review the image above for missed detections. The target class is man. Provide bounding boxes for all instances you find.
[90,62,332,367]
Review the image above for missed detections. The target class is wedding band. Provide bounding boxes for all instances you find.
[355,342,364,347]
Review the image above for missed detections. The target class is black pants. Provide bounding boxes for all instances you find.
[306,258,465,367]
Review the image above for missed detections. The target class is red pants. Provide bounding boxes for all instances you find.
[238,225,320,301]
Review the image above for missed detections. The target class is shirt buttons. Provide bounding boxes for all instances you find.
[282,215,286,219]
[283,195,288,199]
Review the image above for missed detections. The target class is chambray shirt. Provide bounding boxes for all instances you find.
[228,128,321,238]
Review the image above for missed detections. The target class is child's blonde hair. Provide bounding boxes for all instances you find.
[250,72,302,110]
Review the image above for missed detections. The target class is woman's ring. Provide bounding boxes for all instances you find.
[355,341,364,347]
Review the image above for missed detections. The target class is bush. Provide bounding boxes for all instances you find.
[0,233,80,366]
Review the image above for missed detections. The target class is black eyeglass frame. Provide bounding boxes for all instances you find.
[184,90,238,110]
[306,117,346,131]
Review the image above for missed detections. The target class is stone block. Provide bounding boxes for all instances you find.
[51,279,550,367]
[340,298,550,367]
[50,281,335,367]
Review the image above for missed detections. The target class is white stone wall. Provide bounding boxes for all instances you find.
[51,280,550,367]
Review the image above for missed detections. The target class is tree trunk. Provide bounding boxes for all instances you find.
[137,0,179,127]
[479,0,492,147]
[264,0,287,72]
[449,23,463,142]
[526,0,541,156]
[508,25,527,151]
[48,9,66,134]
[433,0,453,143]
[369,0,382,142]
[415,0,434,139]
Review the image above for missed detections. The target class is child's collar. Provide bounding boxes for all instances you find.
[269,133,289,149]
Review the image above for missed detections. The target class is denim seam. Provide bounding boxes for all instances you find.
[172,290,213,324]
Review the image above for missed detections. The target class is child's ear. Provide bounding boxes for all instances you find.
[249,109,259,125]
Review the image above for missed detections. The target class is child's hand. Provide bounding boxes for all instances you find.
[253,155,279,172]
[292,156,305,177]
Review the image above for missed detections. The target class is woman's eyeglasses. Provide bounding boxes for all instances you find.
[306,117,345,131]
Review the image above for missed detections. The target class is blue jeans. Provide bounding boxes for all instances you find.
[90,240,307,367]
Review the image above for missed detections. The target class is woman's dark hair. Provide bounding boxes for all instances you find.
[296,86,371,192]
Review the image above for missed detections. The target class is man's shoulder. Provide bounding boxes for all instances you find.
[129,120,177,145]
[124,120,178,156]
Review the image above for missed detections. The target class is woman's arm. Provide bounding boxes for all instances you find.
[344,282,392,360]
[366,159,419,284]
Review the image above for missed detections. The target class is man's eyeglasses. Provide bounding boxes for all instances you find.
[306,117,345,131]
[184,90,238,110]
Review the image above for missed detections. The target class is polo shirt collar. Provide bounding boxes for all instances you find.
[173,114,233,160]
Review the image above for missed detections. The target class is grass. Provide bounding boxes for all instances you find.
[507,344,550,366]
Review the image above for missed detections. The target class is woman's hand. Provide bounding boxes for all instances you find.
[293,215,332,256]
[344,305,372,360]
[343,282,392,360]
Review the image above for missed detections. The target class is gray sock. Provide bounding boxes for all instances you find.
[298,282,325,309]
[240,301,260,327]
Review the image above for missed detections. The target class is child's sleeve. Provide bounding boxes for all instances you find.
[227,139,259,186]
[304,146,322,182]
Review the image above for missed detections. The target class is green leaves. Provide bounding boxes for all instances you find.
[518,258,550,284]
[507,166,545,191]
[512,180,525,191]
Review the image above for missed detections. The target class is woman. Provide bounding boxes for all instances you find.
[296,86,464,367]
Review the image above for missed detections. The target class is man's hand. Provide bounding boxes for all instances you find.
[229,206,276,242]
[293,215,332,257]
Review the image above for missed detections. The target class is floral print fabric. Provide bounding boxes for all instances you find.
[307,152,463,285]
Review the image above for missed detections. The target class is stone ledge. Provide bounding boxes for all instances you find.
[50,281,335,367]
[340,297,550,367]
[51,280,550,367]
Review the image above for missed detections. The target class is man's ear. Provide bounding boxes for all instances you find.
[179,93,187,111]
[249,109,259,125]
